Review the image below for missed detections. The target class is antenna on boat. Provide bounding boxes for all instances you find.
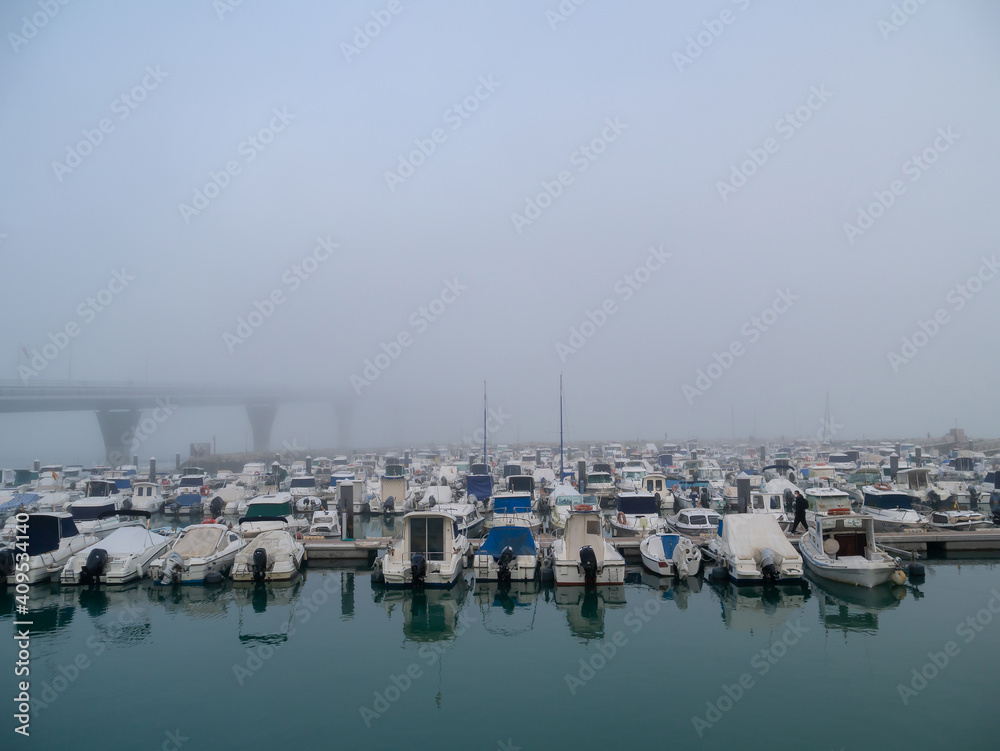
[483,380,487,470]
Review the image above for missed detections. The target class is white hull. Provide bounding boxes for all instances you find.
[639,535,701,578]
[553,557,625,586]
[473,554,537,582]
[800,546,897,588]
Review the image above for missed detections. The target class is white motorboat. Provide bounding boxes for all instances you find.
[375,465,412,515]
[304,508,341,539]
[294,495,324,513]
[747,491,793,531]
[668,507,723,538]
[34,490,78,512]
[431,501,486,538]
[372,510,470,588]
[927,509,989,531]
[551,510,625,586]
[804,487,854,525]
[129,481,165,513]
[8,512,99,584]
[203,475,256,516]
[548,484,595,529]
[584,471,616,505]
[607,492,668,537]
[288,475,321,500]
[238,493,306,538]
[166,474,211,515]
[149,523,246,585]
[232,528,305,583]
[60,521,172,585]
[798,511,906,588]
[859,485,927,531]
[639,533,701,579]
[707,514,804,585]
[67,496,142,539]
[490,492,541,534]
[473,525,538,582]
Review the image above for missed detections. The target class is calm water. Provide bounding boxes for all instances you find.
[3,558,1000,750]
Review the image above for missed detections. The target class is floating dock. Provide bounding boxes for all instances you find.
[304,529,1000,566]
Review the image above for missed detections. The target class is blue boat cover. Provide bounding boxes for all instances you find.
[478,526,536,559]
[0,493,41,513]
[466,474,493,502]
[659,534,679,558]
[493,494,531,514]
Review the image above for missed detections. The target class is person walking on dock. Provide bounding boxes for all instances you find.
[789,491,809,534]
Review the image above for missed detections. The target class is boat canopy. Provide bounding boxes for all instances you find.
[617,494,657,514]
[172,526,225,557]
[478,526,536,559]
[71,502,116,521]
[719,515,799,562]
[1,493,40,513]
[494,494,531,514]
[246,501,291,518]
[466,474,493,502]
[506,475,534,493]
[659,534,680,557]
[85,480,118,497]
[385,464,405,477]
[26,515,79,556]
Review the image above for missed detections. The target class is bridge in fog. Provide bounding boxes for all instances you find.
[0,381,356,462]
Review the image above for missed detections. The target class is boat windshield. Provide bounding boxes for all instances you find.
[409,516,447,561]
[588,474,612,484]
[71,502,116,521]
[179,477,204,487]
[289,478,316,488]
[246,502,291,517]
[618,495,657,514]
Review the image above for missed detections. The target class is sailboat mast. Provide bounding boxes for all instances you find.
[559,373,564,482]
[483,380,488,468]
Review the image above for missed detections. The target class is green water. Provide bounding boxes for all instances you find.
[3,560,999,750]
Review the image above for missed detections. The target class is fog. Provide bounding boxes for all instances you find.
[2,1,998,465]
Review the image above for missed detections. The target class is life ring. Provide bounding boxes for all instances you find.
[617,511,626,525]
[201,517,215,524]
[573,504,593,512]
[254,471,260,476]
[828,508,850,516]
[199,486,210,496]
[874,483,891,491]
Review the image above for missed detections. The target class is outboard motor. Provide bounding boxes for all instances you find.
[426,495,436,509]
[410,553,427,588]
[160,551,184,585]
[122,497,133,511]
[252,548,268,584]
[760,547,778,585]
[383,496,395,517]
[210,496,224,518]
[497,546,515,585]
[79,548,109,586]
[579,545,599,587]
[783,488,795,512]
[0,549,15,585]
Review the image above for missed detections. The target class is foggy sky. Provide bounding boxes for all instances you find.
[2,1,998,466]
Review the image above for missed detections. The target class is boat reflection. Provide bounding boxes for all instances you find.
[2,582,76,635]
[474,581,539,635]
[232,577,304,614]
[809,574,908,634]
[145,579,234,619]
[712,580,810,632]
[633,568,703,610]
[550,584,626,641]
[372,576,470,643]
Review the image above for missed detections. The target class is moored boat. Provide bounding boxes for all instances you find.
[639,533,701,579]
[798,511,907,588]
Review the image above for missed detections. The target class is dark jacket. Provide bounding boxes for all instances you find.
[794,495,808,514]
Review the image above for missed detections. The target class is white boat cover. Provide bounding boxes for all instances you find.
[79,526,169,556]
[721,515,800,563]
[240,530,297,558]
[171,526,224,557]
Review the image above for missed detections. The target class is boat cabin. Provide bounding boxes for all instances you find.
[85,479,120,498]
[815,514,873,559]
[26,513,81,556]
[895,468,931,493]
[403,512,460,563]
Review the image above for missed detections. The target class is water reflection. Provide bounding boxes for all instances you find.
[711,580,810,633]
[371,577,470,643]
[809,575,908,634]
[551,585,627,641]
[145,580,233,619]
[474,581,539,635]
[633,569,703,610]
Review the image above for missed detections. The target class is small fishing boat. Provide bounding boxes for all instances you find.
[667,507,723,538]
[927,509,990,531]
[607,492,668,537]
[304,508,341,538]
[231,528,305,583]
[548,483,593,529]
[294,495,324,513]
[372,510,470,588]
[165,474,211,516]
[490,492,541,534]
[860,485,927,531]
[551,510,625,586]
[129,481,165,513]
[707,514,804,585]
[149,523,246,585]
[60,519,172,586]
[238,493,306,538]
[639,533,702,579]
[798,511,908,588]
[473,525,538,583]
